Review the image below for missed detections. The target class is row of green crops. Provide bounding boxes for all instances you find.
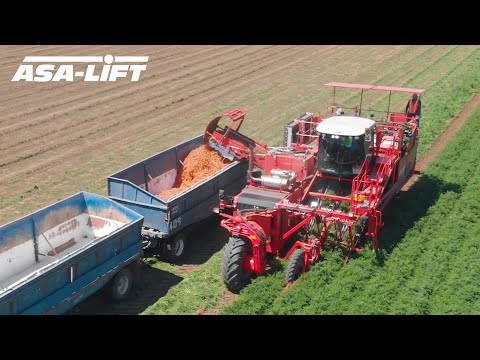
[224,105,480,315]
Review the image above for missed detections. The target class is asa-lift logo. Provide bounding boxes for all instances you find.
[11,54,148,82]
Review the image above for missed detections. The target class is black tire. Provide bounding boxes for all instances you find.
[110,267,133,301]
[167,232,188,263]
[285,248,306,284]
[221,237,253,293]
[354,216,370,247]
[131,259,143,285]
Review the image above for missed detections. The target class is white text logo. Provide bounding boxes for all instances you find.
[11,55,148,82]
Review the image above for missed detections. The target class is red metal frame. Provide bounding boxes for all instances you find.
[212,83,424,288]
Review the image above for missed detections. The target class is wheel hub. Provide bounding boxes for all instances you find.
[174,239,184,257]
[116,275,129,295]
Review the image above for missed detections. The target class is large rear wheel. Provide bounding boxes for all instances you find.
[221,237,253,293]
[285,248,306,285]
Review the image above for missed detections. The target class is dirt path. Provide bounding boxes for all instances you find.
[403,92,480,190]
[196,91,480,315]
[195,289,238,315]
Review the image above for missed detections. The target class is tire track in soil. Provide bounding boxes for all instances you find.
[195,91,480,315]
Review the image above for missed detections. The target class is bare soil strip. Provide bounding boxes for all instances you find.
[403,92,480,190]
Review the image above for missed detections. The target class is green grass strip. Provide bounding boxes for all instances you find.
[142,252,224,315]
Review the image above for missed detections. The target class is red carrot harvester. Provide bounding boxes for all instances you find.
[205,83,425,292]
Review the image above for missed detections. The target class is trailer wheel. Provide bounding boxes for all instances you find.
[111,267,133,301]
[286,248,306,284]
[221,237,253,293]
[168,232,188,263]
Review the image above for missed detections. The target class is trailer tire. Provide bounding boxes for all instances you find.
[221,237,253,294]
[111,267,133,301]
[131,258,143,285]
[286,248,306,284]
[168,232,188,263]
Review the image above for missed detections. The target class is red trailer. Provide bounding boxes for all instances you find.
[206,83,425,292]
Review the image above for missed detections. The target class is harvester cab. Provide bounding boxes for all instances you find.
[319,82,426,178]
[316,116,375,178]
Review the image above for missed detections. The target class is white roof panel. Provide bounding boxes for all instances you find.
[316,116,375,136]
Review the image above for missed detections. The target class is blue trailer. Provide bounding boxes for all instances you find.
[0,192,144,315]
[107,134,248,261]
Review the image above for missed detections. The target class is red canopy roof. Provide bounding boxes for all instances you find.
[324,82,374,90]
[371,85,425,94]
[324,82,425,93]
